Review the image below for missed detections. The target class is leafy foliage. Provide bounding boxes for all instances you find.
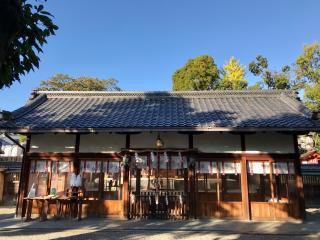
[294,43,320,110]
[248,82,263,90]
[0,0,58,89]
[249,55,291,90]
[18,134,27,144]
[296,43,320,84]
[37,74,121,91]
[218,57,247,90]
[172,55,219,91]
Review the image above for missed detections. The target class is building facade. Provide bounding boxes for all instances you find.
[0,135,22,204]
[1,90,319,220]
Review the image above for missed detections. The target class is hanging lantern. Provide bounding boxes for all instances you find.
[155,133,164,149]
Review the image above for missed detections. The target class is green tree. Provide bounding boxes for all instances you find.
[248,82,263,90]
[218,57,248,90]
[172,55,219,91]
[0,0,58,89]
[249,55,291,90]
[295,43,320,110]
[37,74,121,91]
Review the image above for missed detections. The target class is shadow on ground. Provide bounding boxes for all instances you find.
[0,207,319,239]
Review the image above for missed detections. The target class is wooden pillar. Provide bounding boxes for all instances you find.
[0,171,4,203]
[269,160,276,220]
[188,134,193,149]
[240,134,250,220]
[188,133,196,218]
[74,133,80,174]
[188,165,195,218]
[18,134,31,218]
[293,134,306,219]
[123,133,130,218]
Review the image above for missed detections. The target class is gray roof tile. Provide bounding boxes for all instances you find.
[0,90,319,132]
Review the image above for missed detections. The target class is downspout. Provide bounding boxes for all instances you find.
[4,133,25,151]
[4,133,25,218]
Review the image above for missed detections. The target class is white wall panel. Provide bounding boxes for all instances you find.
[245,133,294,153]
[80,133,125,152]
[130,132,188,149]
[30,134,76,153]
[194,133,241,153]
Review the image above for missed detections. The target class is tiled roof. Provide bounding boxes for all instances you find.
[0,157,22,171]
[0,90,319,132]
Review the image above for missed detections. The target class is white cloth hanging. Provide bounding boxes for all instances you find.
[70,173,82,187]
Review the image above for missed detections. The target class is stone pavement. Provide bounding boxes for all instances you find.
[0,207,319,239]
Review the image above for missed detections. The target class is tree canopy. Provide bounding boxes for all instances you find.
[0,0,58,89]
[172,55,219,91]
[296,43,320,110]
[248,55,291,90]
[37,74,121,91]
[218,57,248,90]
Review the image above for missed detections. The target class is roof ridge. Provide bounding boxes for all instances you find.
[11,94,47,120]
[34,90,297,98]
[279,93,313,118]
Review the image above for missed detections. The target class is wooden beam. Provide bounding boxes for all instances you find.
[26,151,297,161]
[293,134,306,219]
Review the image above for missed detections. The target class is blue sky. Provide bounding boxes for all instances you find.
[1,0,319,111]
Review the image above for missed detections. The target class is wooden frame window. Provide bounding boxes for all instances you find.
[272,161,296,203]
[219,161,242,201]
[103,160,122,200]
[80,160,101,198]
[129,152,188,194]
[247,160,272,202]
[28,159,73,198]
[50,161,73,196]
[196,160,242,202]
[28,160,50,197]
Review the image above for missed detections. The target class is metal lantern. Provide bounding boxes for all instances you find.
[155,133,164,149]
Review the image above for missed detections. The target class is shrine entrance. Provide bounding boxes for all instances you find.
[128,151,188,219]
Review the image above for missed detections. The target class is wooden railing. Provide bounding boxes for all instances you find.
[129,191,187,219]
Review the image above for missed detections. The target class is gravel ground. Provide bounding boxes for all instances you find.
[0,207,319,240]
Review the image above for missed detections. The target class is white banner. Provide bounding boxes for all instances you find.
[197,161,218,174]
[106,161,120,173]
[81,160,101,173]
[35,160,50,173]
[248,161,270,175]
[133,154,148,169]
[272,162,295,175]
[219,162,241,175]
[159,154,167,169]
[171,155,187,169]
[58,161,70,173]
